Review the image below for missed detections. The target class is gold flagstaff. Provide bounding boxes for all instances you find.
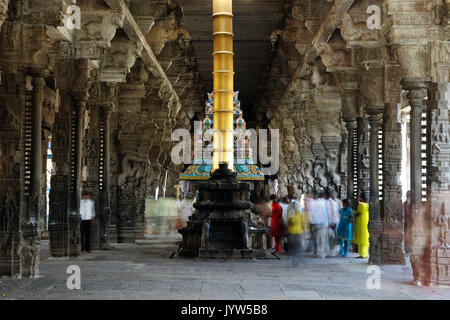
[212,0,234,171]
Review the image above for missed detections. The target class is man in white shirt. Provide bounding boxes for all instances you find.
[326,191,341,256]
[80,193,96,252]
[309,192,329,258]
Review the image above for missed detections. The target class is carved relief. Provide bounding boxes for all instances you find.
[313,159,328,191]
[316,43,349,68]
[432,201,449,247]
[429,0,448,26]
[326,150,341,191]
[0,192,14,233]
[333,12,378,42]
[146,10,190,56]
[118,153,149,200]
[80,12,124,44]
[431,123,450,154]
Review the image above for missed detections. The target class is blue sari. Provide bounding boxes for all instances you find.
[337,207,353,241]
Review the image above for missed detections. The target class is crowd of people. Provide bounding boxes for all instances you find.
[251,190,370,266]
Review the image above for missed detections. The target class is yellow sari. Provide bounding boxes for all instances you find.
[354,202,369,257]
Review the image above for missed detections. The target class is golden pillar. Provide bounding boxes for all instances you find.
[212,0,234,171]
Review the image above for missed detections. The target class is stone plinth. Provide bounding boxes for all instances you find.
[179,164,268,259]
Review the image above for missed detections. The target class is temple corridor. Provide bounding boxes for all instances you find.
[0,0,449,295]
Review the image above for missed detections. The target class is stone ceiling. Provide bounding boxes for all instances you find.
[177,0,286,116]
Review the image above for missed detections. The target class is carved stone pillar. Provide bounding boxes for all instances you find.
[339,74,359,202]
[382,101,406,264]
[356,117,370,205]
[367,110,384,265]
[404,81,428,217]
[68,98,85,257]
[0,71,25,276]
[21,75,47,277]
[99,107,112,249]
[427,82,450,286]
[29,76,46,218]
[344,118,356,203]
[49,94,72,257]
[81,105,100,250]
[402,79,429,284]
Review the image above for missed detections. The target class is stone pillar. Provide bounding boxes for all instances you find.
[356,117,370,206]
[81,105,100,250]
[402,79,429,284]
[404,81,427,217]
[68,98,84,257]
[344,118,356,203]
[0,71,25,276]
[427,81,450,286]
[367,110,384,265]
[29,76,46,217]
[49,94,72,257]
[109,111,119,243]
[20,75,47,278]
[382,101,406,264]
[99,107,112,249]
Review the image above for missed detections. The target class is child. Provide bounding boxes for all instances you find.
[337,199,353,257]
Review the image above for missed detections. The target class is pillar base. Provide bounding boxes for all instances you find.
[118,220,136,243]
[0,232,22,277]
[381,235,406,265]
[48,223,69,257]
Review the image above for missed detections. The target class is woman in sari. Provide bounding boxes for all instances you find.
[337,199,353,257]
[354,192,369,258]
[270,194,284,252]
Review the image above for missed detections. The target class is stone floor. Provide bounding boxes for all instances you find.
[1,238,449,300]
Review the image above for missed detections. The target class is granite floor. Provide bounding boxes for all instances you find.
[1,238,449,300]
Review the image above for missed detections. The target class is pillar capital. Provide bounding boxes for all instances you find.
[31,76,46,93]
[366,108,384,123]
[401,78,430,93]
[343,117,356,127]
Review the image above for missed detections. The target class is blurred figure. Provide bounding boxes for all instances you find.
[302,193,313,252]
[280,196,290,225]
[309,192,329,258]
[280,196,291,251]
[326,190,341,256]
[251,196,272,227]
[270,194,284,252]
[286,200,304,267]
[354,192,370,258]
[403,190,412,254]
[176,195,194,231]
[337,199,354,257]
[80,193,95,253]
